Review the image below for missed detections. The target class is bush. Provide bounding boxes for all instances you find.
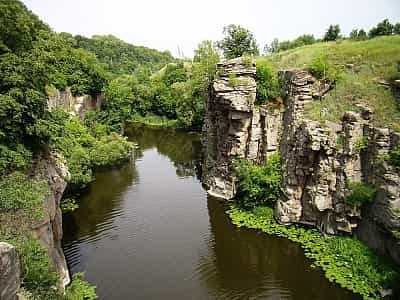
[64,273,97,300]
[346,182,376,207]
[389,146,400,168]
[255,59,281,104]
[0,172,49,218]
[308,55,342,83]
[234,153,282,209]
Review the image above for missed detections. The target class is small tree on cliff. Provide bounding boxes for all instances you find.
[217,24,259,59]
[324,24,341,41]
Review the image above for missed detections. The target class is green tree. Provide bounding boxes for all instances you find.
[324,24,341,41]
[0,0,49,54]
[393,23,400,35]
[265,38,279,54]
[217,24,259,59]
[350,29,368,40]
[369,19,394,37]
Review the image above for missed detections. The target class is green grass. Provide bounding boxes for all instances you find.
[228,205,400,300]
[263,36,400,131]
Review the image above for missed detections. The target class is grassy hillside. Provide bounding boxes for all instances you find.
[267,36,400,131]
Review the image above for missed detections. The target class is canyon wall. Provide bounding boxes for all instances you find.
[31,151,71,288]
[202,57,400,264]
[0,152,71,299]
[47,87,103,119]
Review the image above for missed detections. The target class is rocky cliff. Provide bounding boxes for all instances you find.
[0,152,71,299]
[202,57,400,265]
[47,87,103,119]
[31,151,71,288]
[0,243,20,300]
[202,58,282,199]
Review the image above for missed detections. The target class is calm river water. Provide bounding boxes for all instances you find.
[62,125,360,300]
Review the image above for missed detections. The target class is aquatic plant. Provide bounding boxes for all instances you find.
[227,205,399,300]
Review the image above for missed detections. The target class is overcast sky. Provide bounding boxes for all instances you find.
[22,0,400,58]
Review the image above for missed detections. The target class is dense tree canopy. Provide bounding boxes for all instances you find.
[74,34,175,76]
[218,24,259,59]
[324,25,341,41]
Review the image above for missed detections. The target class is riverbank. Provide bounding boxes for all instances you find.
[128,115,179,128]
[227,205,400,300]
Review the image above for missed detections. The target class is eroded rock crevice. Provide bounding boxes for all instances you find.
[202,57,400,265]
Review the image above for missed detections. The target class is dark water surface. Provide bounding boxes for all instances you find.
[63,126,360,300]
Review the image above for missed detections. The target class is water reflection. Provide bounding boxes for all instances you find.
[63,125,360,300]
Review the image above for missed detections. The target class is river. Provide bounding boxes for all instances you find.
[62,125,360,300]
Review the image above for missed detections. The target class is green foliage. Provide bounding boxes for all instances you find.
[74,34,174,77]
[349,29,368,41]
[369,19,394,38]
[266,34,316,54]
[308,55,342,83]
[45,112,132,188]
[255,59,281,104]
[218,24,259,59]
[228,205,400,300]
[346,182,376,207]
[64,273,97,300]
[0,144,32,175]
[324,24,341,41]
[234,153,282,210]
[60,198,79,213]
[389,146,400,168]
[129,115,178,128]
[395,23,400,35]
[0,172,49,218]
[354,137,369,153]
[0,0,50,54]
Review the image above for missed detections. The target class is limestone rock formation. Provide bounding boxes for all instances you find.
[202,58,400,264]
[202,57,282,199]
[357,127,400,264]
[0,242,20,300]
[47,87,103,119]
[31,151,71,288]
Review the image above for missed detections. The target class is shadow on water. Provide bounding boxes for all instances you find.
[63,125,360,300]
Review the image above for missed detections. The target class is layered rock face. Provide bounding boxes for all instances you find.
[276,71,363,234]
[202,58,400,264]
[31,152,71,288]
[357,128,400,264]
[47,87,103,119]
[0,243,20,300]
[202,57,282,199]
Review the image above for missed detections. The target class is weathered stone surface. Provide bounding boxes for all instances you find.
[31,152,71,288]
[202,57,282,199]
[0,242,20,300]
[357,127,400,264]
[47,87,103,119]
[202,59,400,263]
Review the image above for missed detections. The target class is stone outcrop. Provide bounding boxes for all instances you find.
[202,57,282,199]
[357,128,400,264]
[276,71,364,234]
[31,151,71,288]
[202,58,400,264]
[47,87,103,119]
[0,243,20,300]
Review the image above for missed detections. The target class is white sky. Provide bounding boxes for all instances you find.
[22,0,400,58]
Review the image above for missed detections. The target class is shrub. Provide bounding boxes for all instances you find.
[64,273,97,300]
[354,137,369,153]
[255,59,281,104]
[346,182,376,207]
[0,172,49,218]
[308,55,342,83]
[389,146,400,168]
[234,153,282,209]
